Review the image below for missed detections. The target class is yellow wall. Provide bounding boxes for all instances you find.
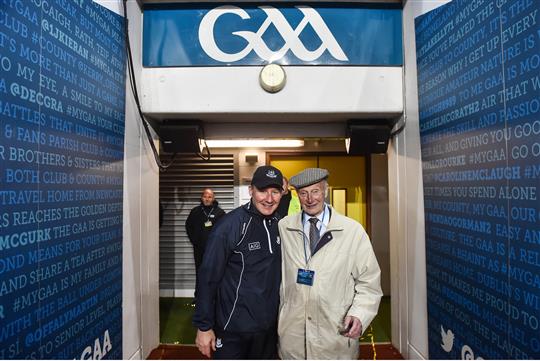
[270,156,318,179]
[270,155,367,228]
[320,156,366,227]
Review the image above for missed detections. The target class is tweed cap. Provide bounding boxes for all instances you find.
[290,168,329,189]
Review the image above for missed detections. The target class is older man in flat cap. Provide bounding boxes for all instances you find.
[277,168,382,359]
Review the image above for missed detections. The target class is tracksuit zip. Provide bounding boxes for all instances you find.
[264,219,273,254]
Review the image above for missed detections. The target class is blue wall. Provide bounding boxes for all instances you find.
[417,0,539,358]
[0,0,125,358]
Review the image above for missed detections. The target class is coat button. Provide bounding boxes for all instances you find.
[307,316,312,321]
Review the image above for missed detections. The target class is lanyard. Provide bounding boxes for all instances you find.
[302,205,327,265]
[201,206,214,220]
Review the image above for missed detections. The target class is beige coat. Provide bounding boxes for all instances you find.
[277,207,382,359]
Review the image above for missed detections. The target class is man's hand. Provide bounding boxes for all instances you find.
[196,329,216,358]
[342,316,362,339]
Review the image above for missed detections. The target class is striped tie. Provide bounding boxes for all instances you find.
[308,217,320,253]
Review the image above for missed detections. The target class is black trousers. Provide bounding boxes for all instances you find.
[193,247,204,299]
[213,328,278,360]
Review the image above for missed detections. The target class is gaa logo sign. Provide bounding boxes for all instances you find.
[198,5,348,63]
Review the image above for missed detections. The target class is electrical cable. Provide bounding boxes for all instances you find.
[122,1,210,169]
[390,116,406,137]
[122,0,173,170]
[198,138,211,161]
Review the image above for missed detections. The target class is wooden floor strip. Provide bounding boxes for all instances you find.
[148,344,404,360]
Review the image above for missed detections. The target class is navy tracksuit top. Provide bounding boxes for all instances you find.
[193,201,282,333]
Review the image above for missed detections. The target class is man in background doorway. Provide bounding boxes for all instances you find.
[277,168,382,359]
[193,165,283,359]
[276,176,301,219]
[186,188,226,304]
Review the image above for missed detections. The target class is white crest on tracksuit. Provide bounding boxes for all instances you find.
[199,5,348,62]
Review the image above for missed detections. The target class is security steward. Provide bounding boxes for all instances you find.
[193,165,284,359]
[186,188,226,303]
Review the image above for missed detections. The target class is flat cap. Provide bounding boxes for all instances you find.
[290,168,329,189]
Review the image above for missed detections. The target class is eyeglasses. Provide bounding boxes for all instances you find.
[298,188,323,199]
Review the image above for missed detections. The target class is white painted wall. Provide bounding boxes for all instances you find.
[388,0,451,359]
[141,67,403,121]
[96,0,161,359]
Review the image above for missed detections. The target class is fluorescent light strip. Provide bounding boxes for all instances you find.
[206,139,304,148]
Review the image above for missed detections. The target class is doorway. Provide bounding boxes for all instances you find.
[269,154,369,229]
[157,150,391,348]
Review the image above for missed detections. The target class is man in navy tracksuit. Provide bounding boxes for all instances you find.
[193,165,284,359]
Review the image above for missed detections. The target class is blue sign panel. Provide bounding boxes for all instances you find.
[0,0,125,359]
[417,0,540,359]
[143,3,403,66]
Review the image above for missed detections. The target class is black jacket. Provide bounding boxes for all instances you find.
[185,200,226,251]
[276,192,291,219]
[193,201,282,333]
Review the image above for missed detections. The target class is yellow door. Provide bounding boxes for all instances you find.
[270,155,368,229]
[319,156,367,227]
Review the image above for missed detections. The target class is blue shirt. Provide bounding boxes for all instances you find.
[302,204,330,247]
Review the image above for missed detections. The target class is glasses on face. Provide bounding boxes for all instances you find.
[297,188,323,199]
